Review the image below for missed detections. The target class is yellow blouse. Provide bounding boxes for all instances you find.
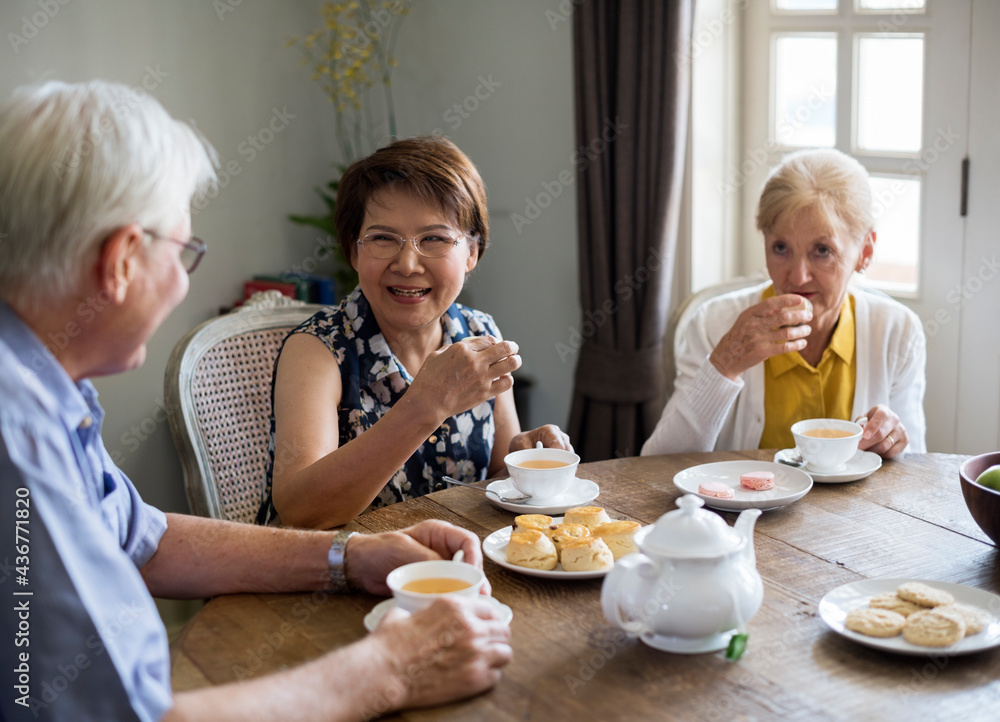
[759,286,856,450]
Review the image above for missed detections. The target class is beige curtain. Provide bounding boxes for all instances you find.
[568,0,693,461]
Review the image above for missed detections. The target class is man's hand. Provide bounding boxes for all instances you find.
[346,520,487,596]
[363,597,513,714]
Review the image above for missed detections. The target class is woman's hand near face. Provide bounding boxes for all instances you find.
[509,425,573,453]
[709,294,813,381]
[855,404,908,459]
[408,336,521,420]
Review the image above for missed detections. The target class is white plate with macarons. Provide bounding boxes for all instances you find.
[673,461,813,512]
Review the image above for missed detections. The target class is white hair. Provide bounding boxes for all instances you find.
[0,80,217,310]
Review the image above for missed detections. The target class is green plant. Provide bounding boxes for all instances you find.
[286,0,409,296]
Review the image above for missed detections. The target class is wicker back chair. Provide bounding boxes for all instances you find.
[165,292,324,523]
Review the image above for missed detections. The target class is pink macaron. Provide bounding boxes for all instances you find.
[698,481,735,499]
[740,470,775,491]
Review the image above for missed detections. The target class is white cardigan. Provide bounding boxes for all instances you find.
[641,282,927,455]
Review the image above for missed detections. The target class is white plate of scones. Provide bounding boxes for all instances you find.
[482,507,642,580]
[819,578,1000,656]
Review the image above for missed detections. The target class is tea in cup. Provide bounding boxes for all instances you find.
[790,418,862,473]
[504,447,580,502]
[386,560,485,613]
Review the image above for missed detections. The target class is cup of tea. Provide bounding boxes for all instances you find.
[790,418,863,473]
[504,447,581,502]
[385,560,486,613]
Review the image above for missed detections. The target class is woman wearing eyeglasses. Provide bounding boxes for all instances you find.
[258,136,571,528]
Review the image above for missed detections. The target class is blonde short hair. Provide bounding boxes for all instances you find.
[0,80,217,311]
[756,148,873,240]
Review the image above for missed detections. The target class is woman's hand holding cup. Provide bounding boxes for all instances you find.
[409,335,521,420]
[709,294,813,381]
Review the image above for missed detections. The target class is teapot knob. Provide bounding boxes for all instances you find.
[677,494,704,514]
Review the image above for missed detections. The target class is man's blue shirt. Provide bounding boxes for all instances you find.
[0,301,172,721]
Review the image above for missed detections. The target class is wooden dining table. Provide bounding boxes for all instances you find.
[170,451,1000,720]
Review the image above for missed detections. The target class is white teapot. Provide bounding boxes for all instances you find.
[601,494,763,653]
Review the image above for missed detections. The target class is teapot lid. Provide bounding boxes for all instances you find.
[640,494,744,558]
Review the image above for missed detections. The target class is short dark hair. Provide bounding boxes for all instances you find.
[335,135,489,264]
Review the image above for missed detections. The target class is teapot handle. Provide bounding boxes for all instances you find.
[601,554,658,636]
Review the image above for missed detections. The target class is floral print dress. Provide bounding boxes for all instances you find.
[256,287,499,525]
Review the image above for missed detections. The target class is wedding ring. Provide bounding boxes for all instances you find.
[887,434,895,447]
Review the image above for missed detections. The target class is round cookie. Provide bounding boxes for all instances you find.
[935,603,990,636]
[897,582,955,608]
[903,609,966,647]
[845,608,905,638]
[869,592,925,618]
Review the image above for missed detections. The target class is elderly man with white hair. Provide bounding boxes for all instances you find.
[0,80,511,722]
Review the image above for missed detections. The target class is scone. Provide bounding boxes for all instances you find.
[903,609,966,647]
[593,520,641,559]
[563,506,612,532]
[512,514,553,535]
[505,530,558,571]
[869,592,925,618]
[897,582,955,608]
[560,536,614,572]
[844,608,905,638]
[548,523,590,553]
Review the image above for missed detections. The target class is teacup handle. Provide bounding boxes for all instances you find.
[601,554,659,636]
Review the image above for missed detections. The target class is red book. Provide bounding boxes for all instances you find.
[242,278,298,301]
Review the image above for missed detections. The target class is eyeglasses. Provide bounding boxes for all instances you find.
[143,229,207,273]
[357,230,469,260]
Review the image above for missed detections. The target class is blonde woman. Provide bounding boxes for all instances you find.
[642,148,926,457]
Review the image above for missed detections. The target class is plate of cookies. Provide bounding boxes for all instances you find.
[819,578,1000,656]
[482,506,642,579]
[673,461,813,511]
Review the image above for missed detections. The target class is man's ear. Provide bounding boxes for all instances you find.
[98,225,145,303]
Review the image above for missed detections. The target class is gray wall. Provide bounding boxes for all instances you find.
[0,0,579,517]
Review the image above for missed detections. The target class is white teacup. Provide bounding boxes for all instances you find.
[791,418,863,473]
[504,447,580,502]
[385,560,485,613]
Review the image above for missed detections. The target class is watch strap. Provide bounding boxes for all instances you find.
[327,530,356,592]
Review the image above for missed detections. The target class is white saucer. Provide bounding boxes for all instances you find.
[363,596,513,633]
[818,578,1000,656]
[774,448,882,483]
[482,517,613,579]
[485,477,600,514]
[672,461,813,511]
[639,629,737,654]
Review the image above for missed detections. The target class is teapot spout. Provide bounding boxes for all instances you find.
[734,508,761,564]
